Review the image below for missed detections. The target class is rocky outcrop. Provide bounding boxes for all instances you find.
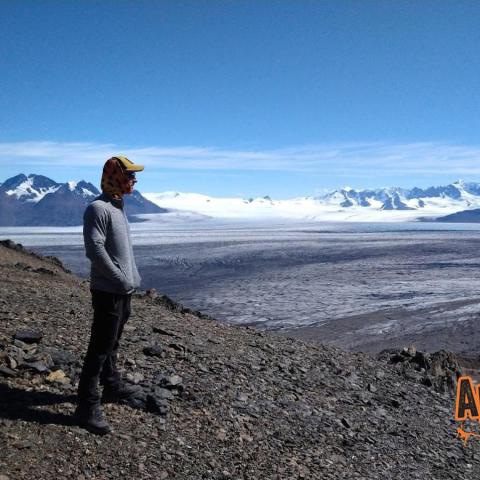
[377,346,462,393]
[0,239,71,273]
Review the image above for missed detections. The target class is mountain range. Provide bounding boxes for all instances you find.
[144,180,480,223]
[0,174,165,226]
[3,174,480,225]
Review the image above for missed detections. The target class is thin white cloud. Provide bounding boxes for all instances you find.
[1,140,480,176]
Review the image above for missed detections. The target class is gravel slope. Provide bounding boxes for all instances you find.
[0,240,477,479]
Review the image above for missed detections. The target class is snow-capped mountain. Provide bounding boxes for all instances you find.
[0,174,165,226]
[1,174,61,202]
[320,181,480,210]
[144,181,480,222]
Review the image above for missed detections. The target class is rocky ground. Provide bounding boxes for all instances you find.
[0,239,479,479]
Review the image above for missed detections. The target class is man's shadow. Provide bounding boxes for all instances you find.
[0,382,76,426]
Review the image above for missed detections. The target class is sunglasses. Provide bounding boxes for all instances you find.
[125,171,137,181]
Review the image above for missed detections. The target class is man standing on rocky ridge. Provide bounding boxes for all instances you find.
[75,156,144,435]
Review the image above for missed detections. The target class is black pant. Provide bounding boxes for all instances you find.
[77,290,132,407]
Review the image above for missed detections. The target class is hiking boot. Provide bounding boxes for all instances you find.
[74,404,112,435]
[102,382,143,404]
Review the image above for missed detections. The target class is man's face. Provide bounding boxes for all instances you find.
[124,171,137,195]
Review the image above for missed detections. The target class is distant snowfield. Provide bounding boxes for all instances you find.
[143,190,477,222]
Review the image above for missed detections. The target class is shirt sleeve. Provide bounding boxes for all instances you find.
[83,203,133,291]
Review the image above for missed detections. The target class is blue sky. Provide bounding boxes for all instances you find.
[1,1,480,198]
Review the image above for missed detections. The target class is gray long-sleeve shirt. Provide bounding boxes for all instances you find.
[83,193,141,294]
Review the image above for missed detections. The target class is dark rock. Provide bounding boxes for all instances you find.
[13,330,43,344]
[43,255,67,270]
[154,387,174,400]
[145,288,157,299]
[45,348,75,367]
[154,294,186,313]
[23,351,53,368]
[390,353,406,364]
[341,418,352,428]
[377,348,402,361]
[21,361,50,373]
[422,376,433,387]
[168,342,188,353]
[14,262,32,272]
[12,339,35,351]
[0,239,25,251]
[125,397,147,410]
[153,294,215,321]
[143,344,164,357]
[153,373,183,390]
[106,385,147,410]
[146,394,169,416]
[152,326,176,337]
[33,267,55,276]
[0,365,17,377]
[390,399,401,408]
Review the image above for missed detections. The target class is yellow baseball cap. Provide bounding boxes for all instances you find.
[112,155,144,172]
